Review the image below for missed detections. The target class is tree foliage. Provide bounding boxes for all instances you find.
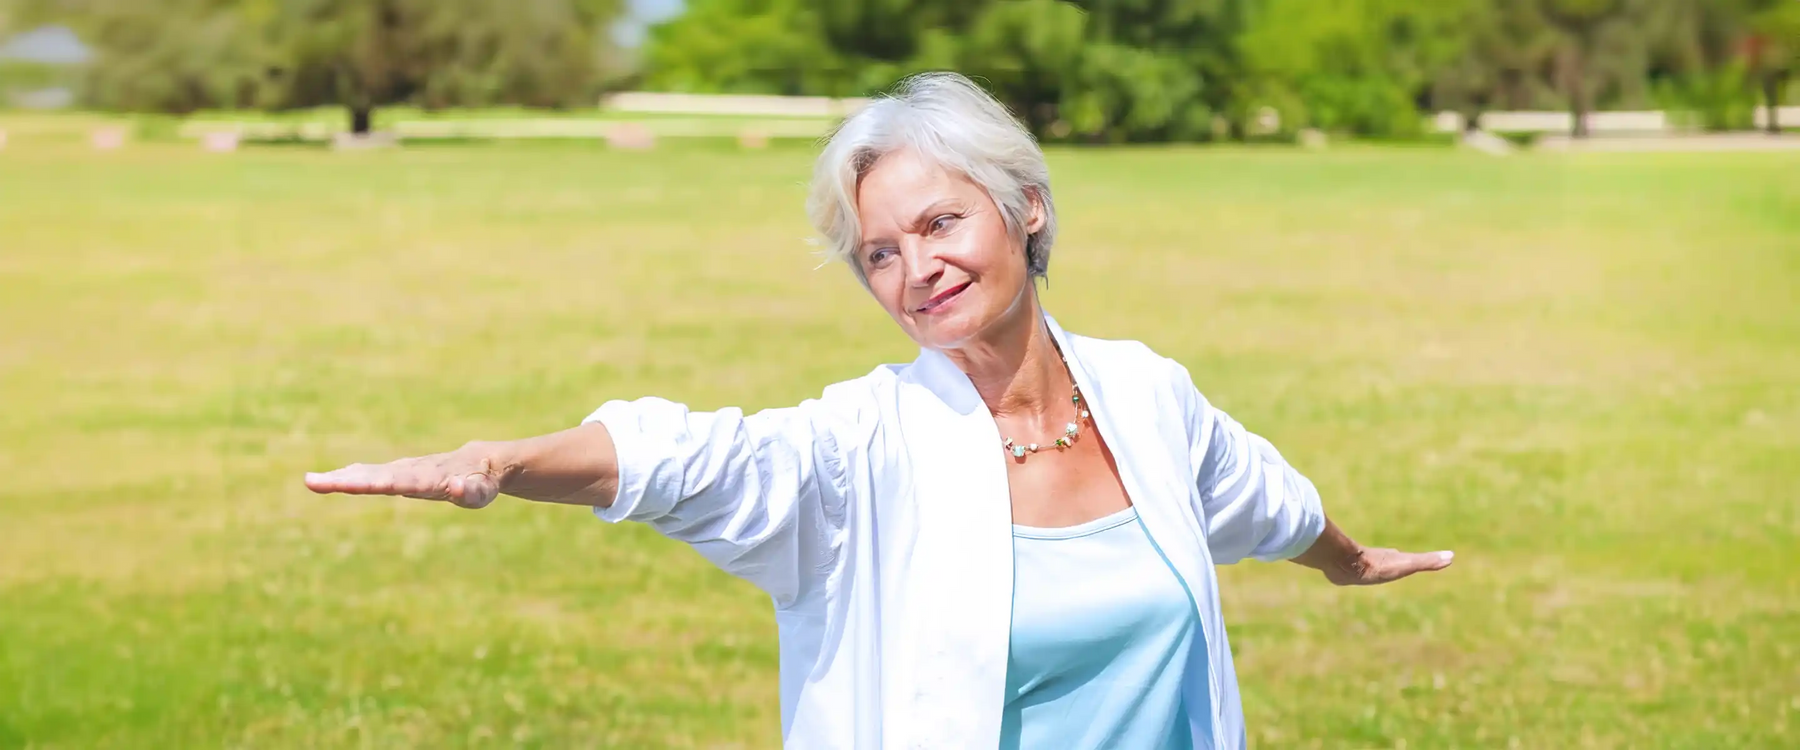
[1746,0,1800,131]
[641,0,1800,141]
[11,0,265,112]
[13,0,1798,140]
[21,0,626,128]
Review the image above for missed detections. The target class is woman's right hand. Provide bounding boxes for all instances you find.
[304,442,510,510]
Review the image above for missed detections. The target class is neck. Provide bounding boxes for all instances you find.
[942,292,1069,420]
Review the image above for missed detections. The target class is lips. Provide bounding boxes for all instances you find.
[916,281,971,314]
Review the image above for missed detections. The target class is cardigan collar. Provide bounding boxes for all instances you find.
[906,312,1089,411]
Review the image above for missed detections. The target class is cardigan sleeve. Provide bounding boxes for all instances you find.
[579,381,875,609]
[1173,360,1327,565]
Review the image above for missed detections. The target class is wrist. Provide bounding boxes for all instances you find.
[1336,545,1371,581]
[1302,533,1370,586]
[463,439,522,491]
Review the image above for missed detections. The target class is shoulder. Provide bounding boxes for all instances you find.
[1064,330,1191,385]
[1069,332,1164,361]
[819,362,903,401]
[1064,330,1212,435]
[799,363,903,431]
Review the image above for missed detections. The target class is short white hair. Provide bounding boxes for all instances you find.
[806,71,1058,288]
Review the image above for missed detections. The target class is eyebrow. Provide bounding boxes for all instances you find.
[861,199,964,251]
[907,199,963,229]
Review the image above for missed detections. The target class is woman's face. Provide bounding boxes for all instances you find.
[856,149,1044,352]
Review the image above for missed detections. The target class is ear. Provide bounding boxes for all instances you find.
[1023,187,1047,236]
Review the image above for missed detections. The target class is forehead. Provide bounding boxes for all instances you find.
[856,150,982,222]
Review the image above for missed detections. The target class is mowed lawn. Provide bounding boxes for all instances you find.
[1,137,1796,749]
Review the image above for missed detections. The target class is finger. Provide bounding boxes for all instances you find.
[306,462,439,498]
[305,464,386,494]
[1388,550,1455,580]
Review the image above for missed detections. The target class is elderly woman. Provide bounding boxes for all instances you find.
[305,71,1453,749]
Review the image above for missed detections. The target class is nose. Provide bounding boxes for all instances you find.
[902,241,945,290]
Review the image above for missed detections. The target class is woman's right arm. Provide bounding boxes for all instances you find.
[303,422,623,510]
[304,384,877,608]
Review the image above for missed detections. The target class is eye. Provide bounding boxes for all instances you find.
[928,215,959,235]
[866,247,898,268]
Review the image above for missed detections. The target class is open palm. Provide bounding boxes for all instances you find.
[304,444,504,510]
[1322,547,1455,586]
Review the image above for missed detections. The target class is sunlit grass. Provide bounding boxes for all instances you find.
[1,140,1795,748]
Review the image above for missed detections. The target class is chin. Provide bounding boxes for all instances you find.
[908,309,998,351]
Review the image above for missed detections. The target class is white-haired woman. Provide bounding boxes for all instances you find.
[305,72,1453,749]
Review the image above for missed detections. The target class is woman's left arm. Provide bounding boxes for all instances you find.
[1172,359,1453,586]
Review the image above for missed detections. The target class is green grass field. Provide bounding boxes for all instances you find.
[1,137,1796,749]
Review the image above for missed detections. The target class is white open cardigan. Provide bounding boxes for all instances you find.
[582,315,1327,749]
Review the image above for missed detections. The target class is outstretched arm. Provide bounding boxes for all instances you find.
[1174,358,1453,584]
[303,388,874,609]
[303,422,622,510]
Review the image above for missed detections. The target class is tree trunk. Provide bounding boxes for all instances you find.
[350,106,373,135]
[1567,46,1590,139]
[1765,73,1784,135]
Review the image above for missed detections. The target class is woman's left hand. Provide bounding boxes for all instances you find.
[1291,518,1453,586]
[1318,546,1454,586]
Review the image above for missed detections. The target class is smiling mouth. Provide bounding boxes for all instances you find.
[916,281,972,314]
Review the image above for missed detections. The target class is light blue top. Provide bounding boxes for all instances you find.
[1001,506,1207,749]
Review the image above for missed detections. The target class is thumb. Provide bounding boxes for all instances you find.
[1402,550,1455,576]
[447,472,499,510]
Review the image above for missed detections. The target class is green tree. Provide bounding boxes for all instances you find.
[265,0,626,133]
[1239,0,1479,137]
[1747,0,1800,132]
[1442,0,1580,130]
[902,0,1090,135]
[639,0,1774,143]
[26,0,624,129]
[639,0,855,96]
[1635,0,1797,133]
[642,0,1241,142]
[1538,0,1645,137]
[1069,0,1248,138]
[13,0,268,112]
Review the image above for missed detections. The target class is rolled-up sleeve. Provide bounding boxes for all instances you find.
[1175,361,1327,565]
[580,385,870,608]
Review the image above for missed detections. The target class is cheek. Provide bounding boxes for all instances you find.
[867,273,909,319]
[963,218,1026,284]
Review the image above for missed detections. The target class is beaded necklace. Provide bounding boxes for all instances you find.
[999,382,1092,458]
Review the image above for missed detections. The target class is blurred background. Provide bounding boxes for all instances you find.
[1,0,1799,142]
[1,1,1796,749]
